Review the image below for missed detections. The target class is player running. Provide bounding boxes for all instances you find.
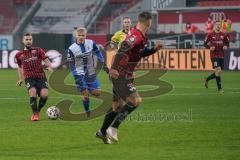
[105,17,132,137]
[204,21,229,94]
[15,33,53,121]
[96,11,163,144]
[67,27,105,118]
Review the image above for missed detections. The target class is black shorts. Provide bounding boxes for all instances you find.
[25,77,48,96]
[211,58,224,69]
[112,77,136,101]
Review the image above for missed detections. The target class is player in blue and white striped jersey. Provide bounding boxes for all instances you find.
[67,27,105,117]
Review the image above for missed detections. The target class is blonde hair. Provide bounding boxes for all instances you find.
[76,27,87,34]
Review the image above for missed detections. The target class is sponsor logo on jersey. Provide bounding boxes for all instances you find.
[32,50,37,54]
[23,56,38,62]
[129,36,135,43]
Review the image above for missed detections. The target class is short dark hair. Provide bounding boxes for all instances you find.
[23,33,32,37]
[138,11,152,23]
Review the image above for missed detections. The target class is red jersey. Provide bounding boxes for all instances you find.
[204,31,229,58]
[112,27,154,77]
[15,47,47,79]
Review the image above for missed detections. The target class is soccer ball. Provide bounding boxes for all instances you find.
[46,106,60,120]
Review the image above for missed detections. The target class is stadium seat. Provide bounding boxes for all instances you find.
[198,0,240,7]
[25,0,98,33]
[0,1,18,33]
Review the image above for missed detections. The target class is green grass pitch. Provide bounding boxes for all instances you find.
[0,69,240,160]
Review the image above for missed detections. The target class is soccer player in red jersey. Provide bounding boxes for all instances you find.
[204,21,229,94]
[15,33,53,121]
[96,11,163,144]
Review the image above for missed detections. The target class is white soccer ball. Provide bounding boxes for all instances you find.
[46,106,60,120]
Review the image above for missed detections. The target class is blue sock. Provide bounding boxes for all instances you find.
[82,99,90,112]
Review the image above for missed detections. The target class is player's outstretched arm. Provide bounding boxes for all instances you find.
[38,47,53,72]
[93,42,104,63]
[67,49,78,76]
[155,42,164,50]
[110,51,128,79]
[142,42,164,57]
[223,34,230,50]
[204,34,211,49]
[44,59,53,72]
[93,42,110,74]
[16,67,24,86]
[204,34,216,51]
[111,43,129,68]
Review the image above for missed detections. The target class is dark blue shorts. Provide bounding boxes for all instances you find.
[74,74,100,92]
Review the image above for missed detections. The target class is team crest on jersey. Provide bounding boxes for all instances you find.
[67,53,71,58]
[128,36,135,44]
[31,50,37,54]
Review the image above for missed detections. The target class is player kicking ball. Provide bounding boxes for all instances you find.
[67,27,106,118]
[96,11,163,144]
[204,21,229,94]
[15,33,53,121]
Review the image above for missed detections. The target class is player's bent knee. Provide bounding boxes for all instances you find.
[29,88,37,97]
[91,89,101,97]
[112,105,120,112]
[112,101,123,112]
[112,101,119,108]
[219,69,222,74]
[83,95,89,100]
[136,97,142,106]
[40,89,48,97]
[215,68,222,76]
[81,90,89,99]
[215,69,220,76]
[129,97,142,107]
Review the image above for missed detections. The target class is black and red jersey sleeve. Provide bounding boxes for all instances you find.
[223,33,230,47]
[111,42,129,69]
[15,52,22,67]
[38,48,47,60]
[124,34,141,50]
[204,33,211,49]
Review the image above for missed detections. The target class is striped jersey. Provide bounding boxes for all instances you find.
[67,39,104,76]
[15,47,47,79]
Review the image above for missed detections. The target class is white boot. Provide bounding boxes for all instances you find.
[107,126,118,142]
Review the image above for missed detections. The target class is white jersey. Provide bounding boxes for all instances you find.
[67,39,104,76]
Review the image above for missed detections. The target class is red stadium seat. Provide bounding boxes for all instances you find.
[198,0,240,7]
[0,2,18,33]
